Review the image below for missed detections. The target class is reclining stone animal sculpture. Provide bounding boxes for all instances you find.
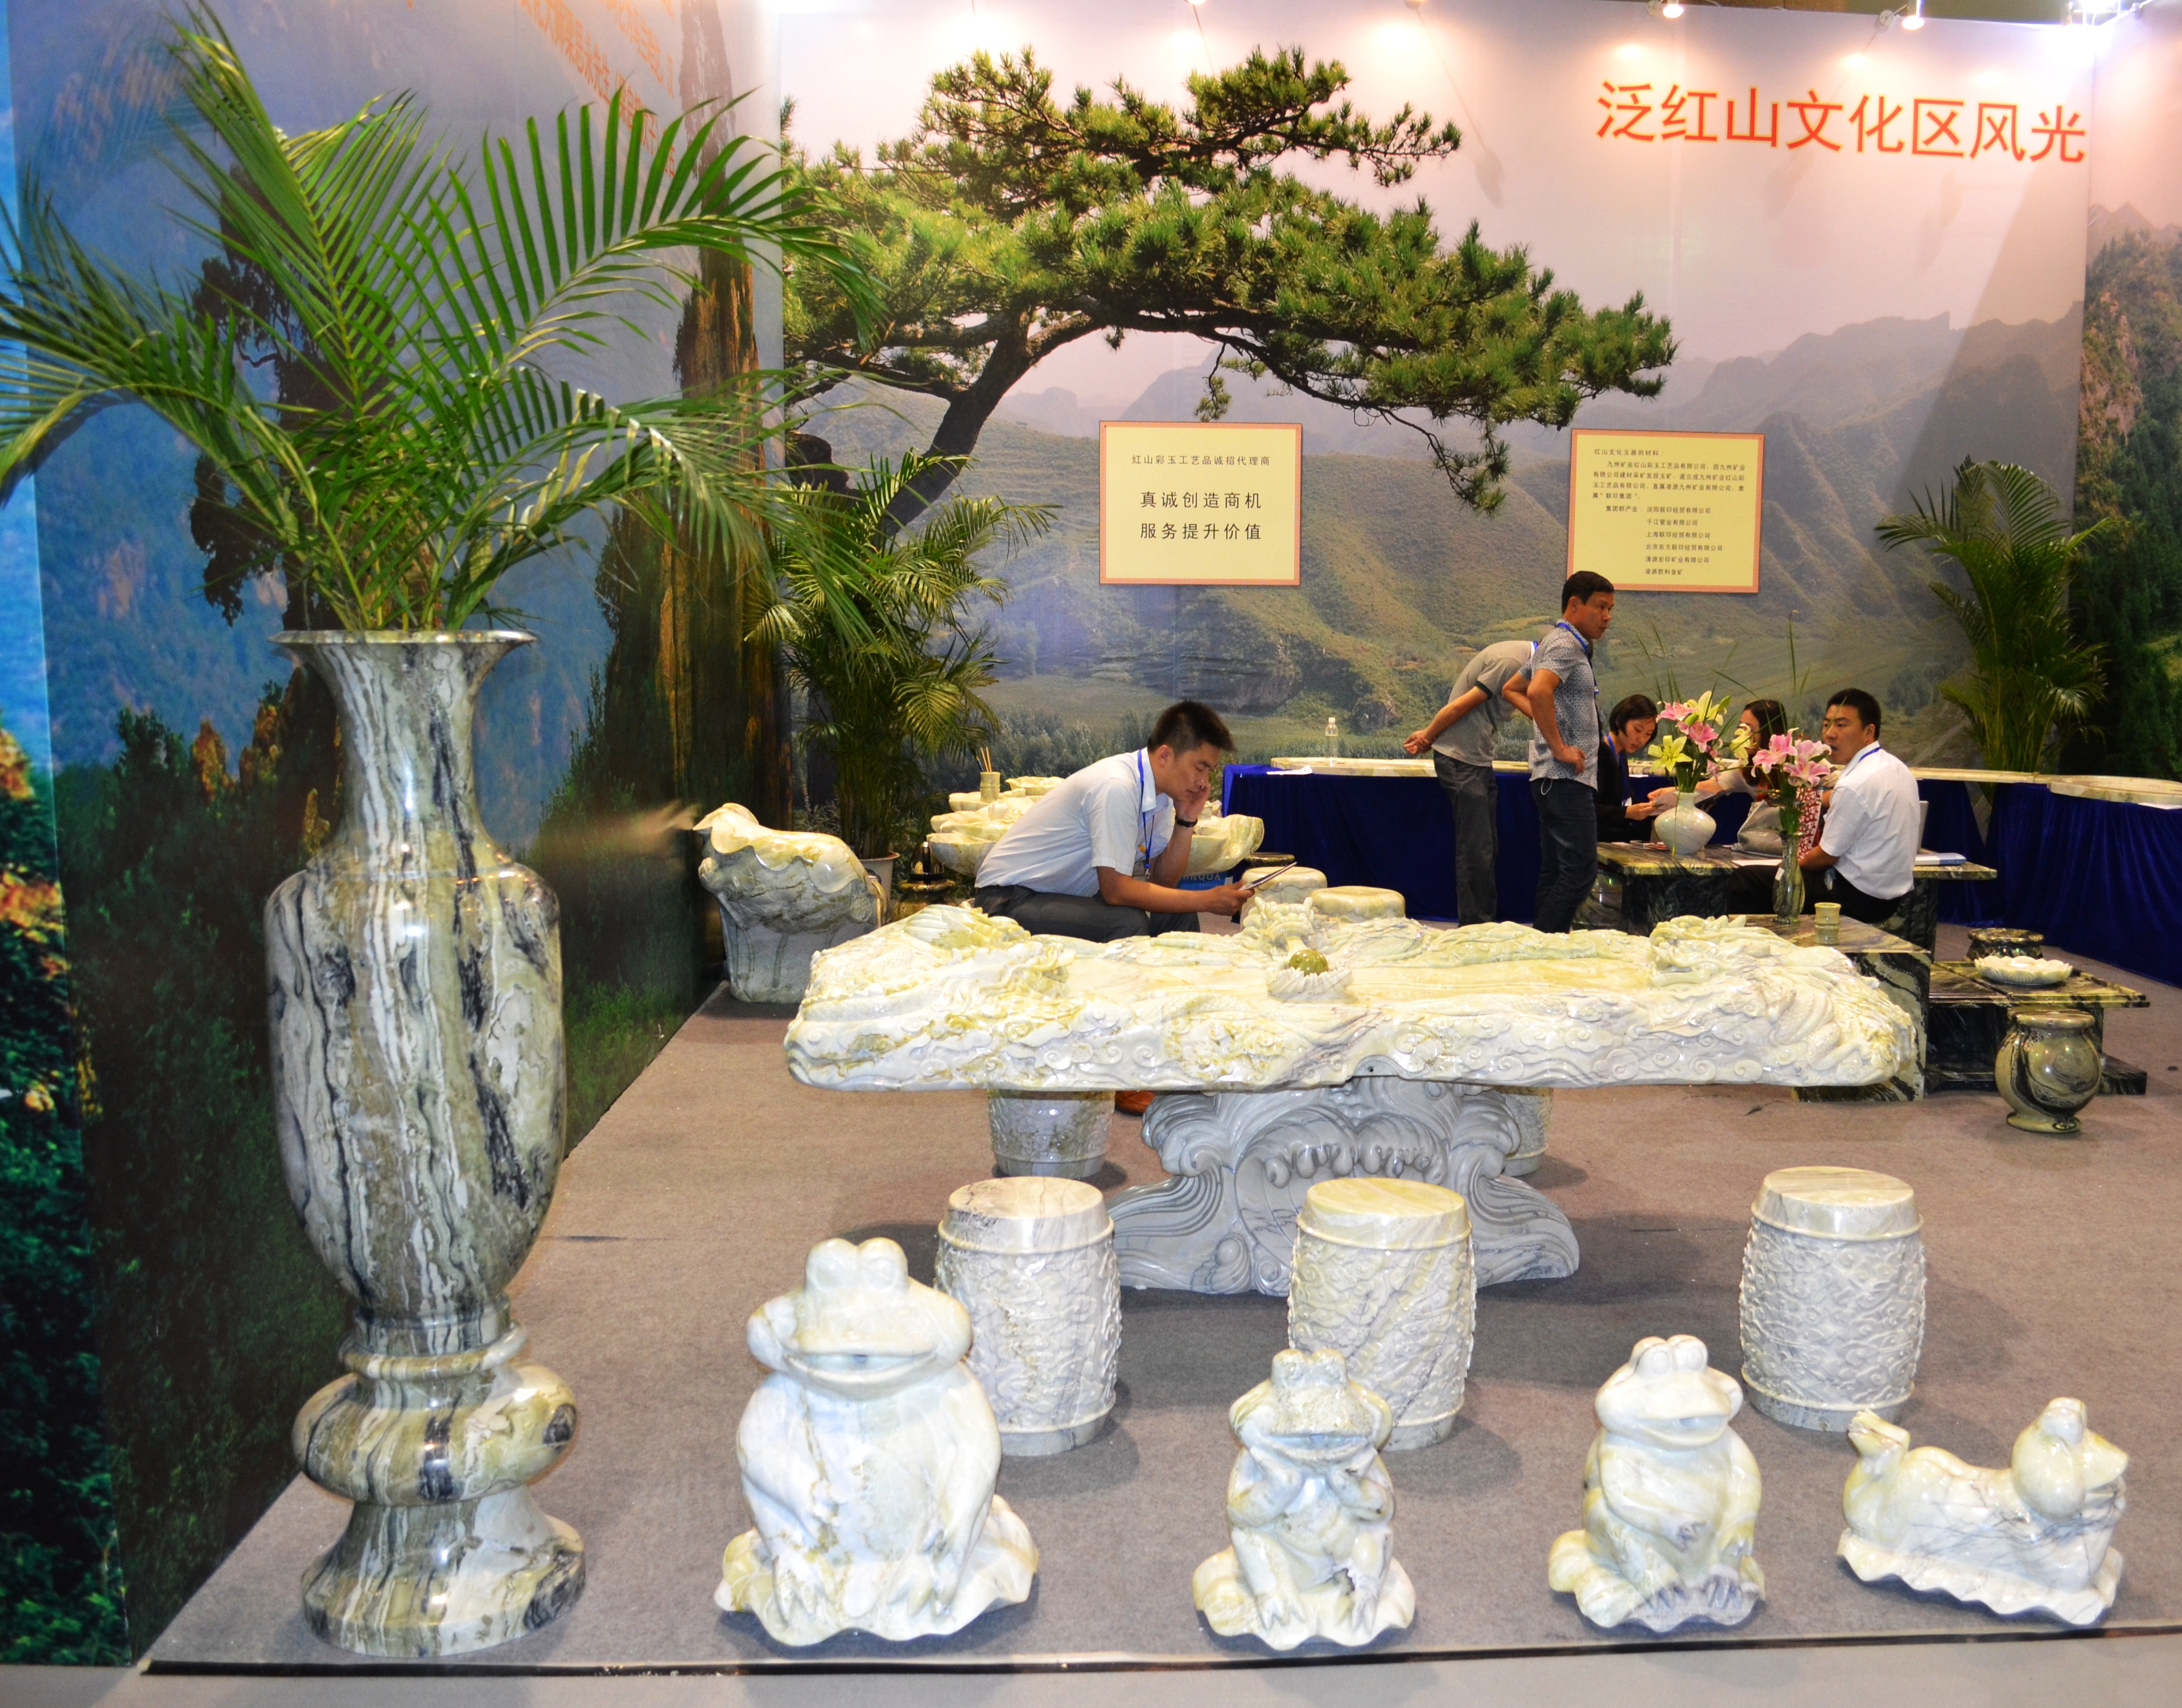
[1548,1335,1765,1632]
[695,802,882,1002]
[1838,1398,2127,1625]
[717,1237,1039,1643]
[1193,1347,1415,1649]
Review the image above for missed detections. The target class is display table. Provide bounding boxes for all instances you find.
[1592,845,1998,951]
[1738,916,1930,1102]
[785,907,1918,1298]
[1928,960,2148,1097]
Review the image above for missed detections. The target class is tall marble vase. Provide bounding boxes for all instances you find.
[265,632,582,1656]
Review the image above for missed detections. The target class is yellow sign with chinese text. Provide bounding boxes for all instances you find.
[1567,430,1764,594]
[1100,422,1302,585]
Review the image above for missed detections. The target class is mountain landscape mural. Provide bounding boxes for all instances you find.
[809,307,2084,773]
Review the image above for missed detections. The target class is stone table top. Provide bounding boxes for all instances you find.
[1929,962,2148,1010]
[1739,916,1929,960]
[784,905,1918,1095]
[1596,843,1999,883]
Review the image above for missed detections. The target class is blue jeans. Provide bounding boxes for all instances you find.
[1530,777,1598,934]
[1432,753,1498,925]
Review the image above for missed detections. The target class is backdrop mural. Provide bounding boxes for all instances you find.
[0,0,780,1661]
[782,0,2101,775]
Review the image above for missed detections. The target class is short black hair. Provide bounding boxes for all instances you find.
[1149,700,1235,755]
[1826,687,1883,734]
[1561,570,1615,609]
[1745,698,1789,745]
[1609,692,1658,733]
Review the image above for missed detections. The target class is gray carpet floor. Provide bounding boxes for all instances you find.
[147,926,2182,1672]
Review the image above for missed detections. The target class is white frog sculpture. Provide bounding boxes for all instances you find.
[1838,1398,2127,1625]
[1192,1347,1415,1650]
[1548,1335,1764,1632]
[717,1237,1039,1644]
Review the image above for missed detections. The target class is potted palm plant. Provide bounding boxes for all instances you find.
[1877,460,2111,773]
[0,13,868,1656]
[751,453,1050,888]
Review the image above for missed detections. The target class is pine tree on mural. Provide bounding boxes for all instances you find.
[784,47,1673,528]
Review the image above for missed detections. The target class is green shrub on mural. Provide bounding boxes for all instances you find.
[0,724,125,1664]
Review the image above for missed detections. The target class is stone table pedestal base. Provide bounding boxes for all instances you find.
[1108,1078,1579,1296]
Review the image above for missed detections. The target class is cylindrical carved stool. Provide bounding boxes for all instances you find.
[936,1177,1121,1455]
[1249,865,1326,907]
[1500,1088,1553,1178]
[1997,1009,2102,1134]
[1287,1178,1475,1449]
[1739,1166,1925,1431]
[1306,885,1406,923]
[989,1090,1108,1178]
[1967,927,2045,962]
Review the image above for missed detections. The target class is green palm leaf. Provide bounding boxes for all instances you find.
[0,6,876,632]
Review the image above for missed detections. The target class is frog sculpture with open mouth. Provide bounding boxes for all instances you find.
[718,1237,1039,1644]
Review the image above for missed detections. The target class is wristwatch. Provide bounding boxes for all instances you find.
[1174,818,1197,828]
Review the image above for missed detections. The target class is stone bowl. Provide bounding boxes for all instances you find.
[1975,955,2073,988]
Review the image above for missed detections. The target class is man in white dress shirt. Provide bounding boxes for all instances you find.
[1799,687,1921,925]
[974,700,1253,943]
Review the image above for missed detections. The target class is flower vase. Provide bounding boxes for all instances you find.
[1655,789,1716,858]
[1772,799,1806,923]
[265,632,582,1656]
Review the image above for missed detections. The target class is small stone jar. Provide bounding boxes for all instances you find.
[1739,1166,1925,1431]
[1998,1009,2103,1134]
[989,1090,1108,1179]
[1287,1178,1475,1449]
[936,1176,1121,1455]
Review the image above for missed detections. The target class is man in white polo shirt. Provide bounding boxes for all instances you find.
[974,700,1253,943]
[1800,687,1921,925]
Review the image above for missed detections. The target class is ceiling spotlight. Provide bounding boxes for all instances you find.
[1903,1,1926,29]
[1647,0,1685,15]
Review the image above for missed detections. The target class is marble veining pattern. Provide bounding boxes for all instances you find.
[1193,1349,1415,1649]
[264,632,580,1655]
[695,803,883,1002]
[1840,1400,2127,1624]
[720,1239,1038,1643]
[786,907,1918,1095]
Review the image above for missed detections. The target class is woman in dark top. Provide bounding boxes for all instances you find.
[1596,694,1662,844]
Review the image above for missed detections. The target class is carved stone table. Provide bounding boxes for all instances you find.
[785,906,1918,1297]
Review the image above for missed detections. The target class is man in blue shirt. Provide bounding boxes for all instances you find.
[1525,571,1615,933]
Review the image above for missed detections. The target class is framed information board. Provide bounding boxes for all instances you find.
[1099,420,1302,586]
[1567,429,1764,593]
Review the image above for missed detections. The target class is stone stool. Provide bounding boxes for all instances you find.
[1307,885,1406,924]
[987,1091,1108,1179]
[1739,1166,1925,1431]
[1287,1178,1475,1448]
[935,1177,1121,1455]
[1248,864,1327,907]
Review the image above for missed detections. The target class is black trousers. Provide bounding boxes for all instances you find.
[973,885,1201,943]
[1530,776,1598,934]
[1433,753,1498,926]
[1821,868,1909,927]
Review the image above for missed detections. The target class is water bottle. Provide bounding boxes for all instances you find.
[1324,716,1339,759]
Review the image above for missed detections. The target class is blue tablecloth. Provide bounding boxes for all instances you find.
[1988,784,2182,989]
[1223,765,1745,923]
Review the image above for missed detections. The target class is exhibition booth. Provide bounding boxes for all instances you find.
[2,0,2180,1696]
